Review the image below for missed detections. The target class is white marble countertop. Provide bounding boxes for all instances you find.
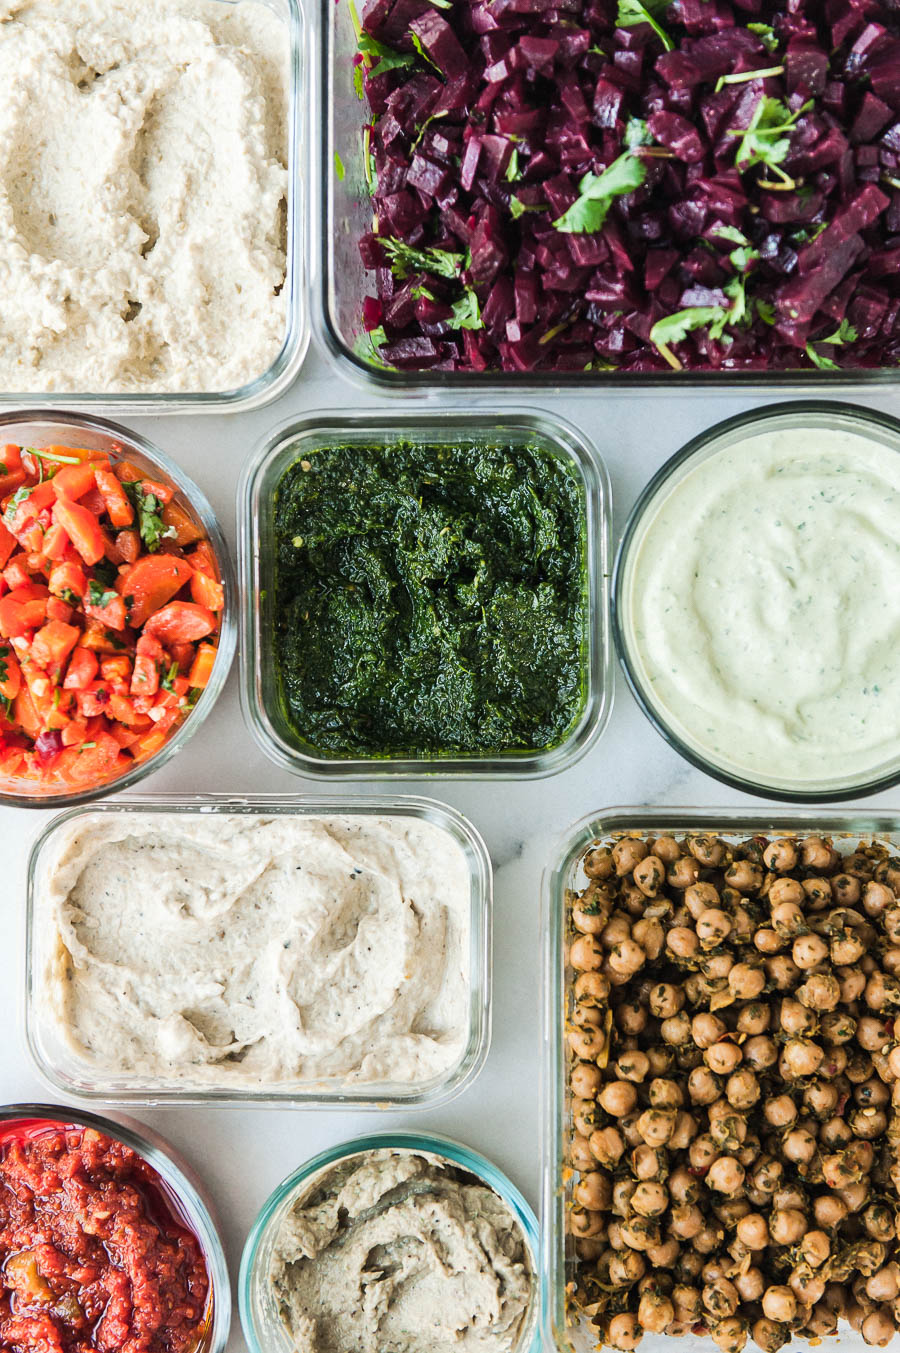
[3,344,900,1349]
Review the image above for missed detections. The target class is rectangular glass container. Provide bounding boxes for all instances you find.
[238,407,611,778]
[0,0,308,415]
[26,792,491,1108]
[542,806,900,1353]
[317,0,894,394]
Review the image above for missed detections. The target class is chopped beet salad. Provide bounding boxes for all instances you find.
[353,0,900,373]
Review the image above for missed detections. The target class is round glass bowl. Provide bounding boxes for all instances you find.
[0,411,235,806]
[0,1102,230,1353]
[240,1131,541,1353]
[614,400,900,802]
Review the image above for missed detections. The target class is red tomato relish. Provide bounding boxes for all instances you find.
[0,1122,210,1353]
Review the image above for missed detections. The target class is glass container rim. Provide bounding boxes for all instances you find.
[0,410,236,807]
[0,1101,231,1353]
[540,804,900,1353]
[316,4,900,395]
[24,791,492,1108]
[0,0,308,416]
[237,404,611,778]
[611,398,900,804]
[238,1128,541,1353]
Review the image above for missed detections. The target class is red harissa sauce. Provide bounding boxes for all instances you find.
[0,1121,210,1353]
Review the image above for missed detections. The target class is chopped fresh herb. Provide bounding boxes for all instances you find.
[334,151,346,181]
[624,117,653,149]
[615,0,673,50]
[806,318,859,369]
[728,96,813,183]
[79,741,97,751]
[187,687,203,707]
[756,298,776,325]
[353,59,365,100]
[711,225,759,273]
[510,196,548,220]
[4,484,34,519]
[381,236,464,279]
[0,694,12,718]
[87,580,119,608]
[715,65,784,93]
[553,151,647,233]
[449,290,483,330]
[160,661,180,692]
[650,276,749,369]
[363,125,376,194]
[358,30,416,81]
[0,646,8,684]
[92,558,118,588]
[123,480,176,553]
[747,22,779,53]
[363,325,389,363]
[505,147,520,182]
[23,446,81,466]
[409,31,440,71]
[59,588,80,607]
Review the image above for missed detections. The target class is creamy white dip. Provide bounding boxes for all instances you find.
[0,0,288,392]
[622,425,900,788]
[38,812,472,1090]
[270,1149,534,1353]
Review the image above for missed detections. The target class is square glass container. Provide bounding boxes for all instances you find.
[0,0,308,415]
[542,806,900,1353]
[317,0,895,394]
[238,407,610,778]
[25,792,492,1108]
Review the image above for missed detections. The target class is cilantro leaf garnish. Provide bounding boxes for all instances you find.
[334,151,346,181]
[409,31,441,71]
[553,151,647,234]
[505,147,520,183]
[160,661,180,693]
[122,480,176,554]
[728,96,813,184]
[449,290,483,330]
[59,587,80,606]
[381,237,464,279]
[650,276,749,369]
[87,580,119,608]
[805,319,858,370]
[624,117,653,149]
[616,0,673,50]
[715,65,784,93]
[711,225,760,273]
[747,22,779,53]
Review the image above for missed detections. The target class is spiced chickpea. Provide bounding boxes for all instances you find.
[771,900,806,937]
[608,1249,646,1286]
[621,1216,661,1251]
[766,955,801,990]
[724,859,764,893]
[601,915,632,948]
[616,1050,650,1082]
[670,1110,698,1151]
[865,971,900,1011]
[803,1080,839,1117]
[685,882,720,919]
[861,1310,896,1347]
[661,1011,692,1046]
[763,1095,796,1130]
[569,1134,595,1173]
[707,1157,745,1194]
[706,1042,743,1077]
[646,1046,675,1076]
[572,1099,600,1139]
[688,834,728,867]
[616,1000,648,1036]
[780,997,817,1036]
[832,931,867,966]
[728,963,765,999]
[805,1304,838,1338]
[800,1231,831,1267]
[632,918,664,960]
[782,1126,817,1165]
[790,1265,826,1306]
[649,1077,683,1110]
[637,1108,676,1147]
[743,1035,778,1071]
[858,1015,892,1051]
[851,1107,888,1139]
[575,1234,605,1263]
[612,837,648,876]
[781,1037,824,1077]
[692,1012,726,1049]
[574,970,610,1006]
[689,1133,719,1172]
[769,1208,807,1245]
[703,1278,739,1319]
[607,1312,642,1350]
[697,908,732,946]
[736,1268,765,1303]
[668,855,700,889]
[793,933,829,969]
[569,934,604,971]
[864,881,896,917]
[609,939,646,976]
[688,1065,721,1105]
[736,1003,770,1035]
[702,952,734,980]
[638,1290,674,1334]
[667,926,700,960]
[632,1181,669,1217]
[803,877,832,909]
[820,1116,851,1148]
[584,845,614,878]
[589,1126,625,1167]
[755,927,783,954]
[866,1266,900,1303]
[647,1238,680,1268]
[570,1205,605,1237]
[726,1069,760,1110]
[797,972,841,1011]
[801,837,839,872]
[571,1000,603,1029]
[649,983,684,1019]
[567,1025,605,1060]
[574,1171,612,1211]
[570,1062,603,1099]
[632,854,665,898]
[736,1212,769,1249]
[694,1223,725,1255]
[863,1204,895,1242]
[598,1080,638,1117]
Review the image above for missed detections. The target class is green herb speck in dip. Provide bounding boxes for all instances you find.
[271,439,587,759]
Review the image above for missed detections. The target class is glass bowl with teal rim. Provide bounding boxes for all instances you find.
[239,1130,541,1353]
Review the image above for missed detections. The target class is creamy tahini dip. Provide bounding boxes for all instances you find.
[269,1149,534,1353]
[0,0,288,392]
[623,425,900,787]
[38,813,472,1090]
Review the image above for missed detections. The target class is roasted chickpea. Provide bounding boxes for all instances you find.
[584,846,614,878]
[570,934,604,971]
[780,998,817,1037]
[621,1216,661,1251]
[632,1180,668,1217]
[864,881,895,917]
[685,881,720,919]
[569,1207,605,1239]
[820,1115,852,1148]
[669,1110,698,1150]
[609,939,646,976]
[649,1077,683,1110]
[612,837,648,876]
[668,856,700,890]
[736,1003,770,1035]
[766,955,802,990]
[799,1231,831,1268]
[632,854,665,898]
[638,1290,675,1334]
[755,928,783,954]
[728,963,765,1000]
[567,1025,605,1060]
[743,1035,778,1071]
[769,1208,807,1246]
[598,1080,638,1117]
[637,1108,676,1148]
[781,1037,824,1078]
[607,1312,642,1350]
[647,1238,680,1268]
[589,1126,625,1167]
[866,1266,900,1303]
[736,1268,765,1303]
[661,1011,692,1046]
[861,1310,896,1347]
[688,1065,721,1105]
[752,1318,789,1353]
[667,926,700,960]
[851,1107,888,1139]
[863,1203,895,1241]
[725,860,764,893]
[858,1015,892,1052]
[797,973,841,1011]
[574,970,611,1005]
[706,1042,743,1076]
[771,900,806,936]
[782,1126,817,1164]
[633,917,665,960]
[801,837,838,872]
[707,1157,745,1194]
[793,933,829,969]
[574,1170,612,1211]
[790,1264,825,1305]
[803,1080,839,1118]
[649,983,684,1019]
[692,1012,726,1049]
[697,908,732,946]
[570,1062,603,1100]
[616,1049,650,1082]
[703,1278,740,1319]
[761,1286,797,1323]
[832,931,866,966]
[689,1133,720,1171]
[602,914,632,947]
[726,1069,760,1110]
[735,1211,769,1249]
[608,1248,646,1286]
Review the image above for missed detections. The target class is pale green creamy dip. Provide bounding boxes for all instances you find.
[623,425,900,788]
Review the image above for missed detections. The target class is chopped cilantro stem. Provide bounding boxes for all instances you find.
[24,446,81,466]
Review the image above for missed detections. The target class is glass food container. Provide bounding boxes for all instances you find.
[238,407,610,778]
[240,1130,541,1353]
[25,793,492,1108]
[0,412,235,806]
[542,806,900,1353]
[613,400,900,803]
[316,0,890,394]
[0,0,308,415]
[0,1102,230,1353]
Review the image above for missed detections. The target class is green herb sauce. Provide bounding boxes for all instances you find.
[272,439,588,758]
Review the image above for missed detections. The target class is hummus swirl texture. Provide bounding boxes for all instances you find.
[38,812,472,1090]
[269,1150,534,1353]
[0,0,288,392]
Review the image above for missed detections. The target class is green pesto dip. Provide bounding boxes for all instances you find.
[271,439,588,759]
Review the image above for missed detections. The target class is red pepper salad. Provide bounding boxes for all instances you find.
[0,442,224,789]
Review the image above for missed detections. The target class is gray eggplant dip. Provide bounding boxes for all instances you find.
[269,1149,534,1353]
[37,812,471,1090]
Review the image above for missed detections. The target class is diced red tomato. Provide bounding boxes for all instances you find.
[140,479,174,504]
[76,683,112,718]
[94,468,134,528]
[0,645,21,701]
[3,557,31,591]
[48,561,87,603]
[46,597,74,625]
[190,570,224,612]
[64,648,99,690]
[188,644,216,690]
[31,621,80,673]
[84,592,127,632]
[52,499,107,566]
[0,521,16,571]
[0,584,49,638]
[117,556,194,628]
[52,462,102,501]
